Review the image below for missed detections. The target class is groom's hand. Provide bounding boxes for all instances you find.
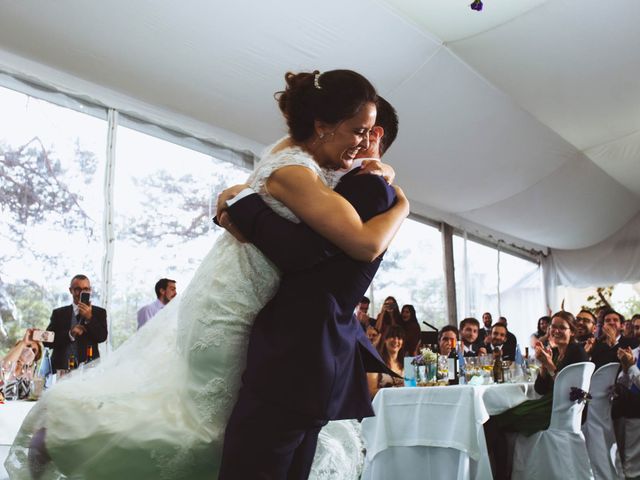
[357,159,395,184]
[216,183,250,215]
[218,211,248,243]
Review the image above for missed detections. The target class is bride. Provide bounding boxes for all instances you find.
[6,69,408,480]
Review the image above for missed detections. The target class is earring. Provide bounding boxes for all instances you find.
[319,133,325,139]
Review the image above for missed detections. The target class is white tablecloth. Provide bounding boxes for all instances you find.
[361,383,538,480]
[1,401,36,480]
[0,401,35,446]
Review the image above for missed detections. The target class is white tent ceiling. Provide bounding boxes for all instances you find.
[1,0,639,254]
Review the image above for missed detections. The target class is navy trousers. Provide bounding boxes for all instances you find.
[218,386,327,480]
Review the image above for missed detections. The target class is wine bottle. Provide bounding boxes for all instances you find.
[448,338,459,385]
[492,349,504,384]
[68,354,76,371]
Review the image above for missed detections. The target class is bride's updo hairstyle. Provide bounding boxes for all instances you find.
[276,69,377,142]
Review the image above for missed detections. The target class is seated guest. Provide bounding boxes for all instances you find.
[575,309,597,355]
[375,296,401,338]
[486,323,517,361]
[366,325,382,350]
[530,315,551,348]
[1,329,43,399]
[616,314,640,479]
[367,325,405,398]
[486,311,588,479]
[400,304,421,356]
[623,316,637,342]
[591,308,638,369]
[532,316,551,340]
[436,325,459,356]
[479,311,492,346]
[355,296,376,331]
[459,317,487,357]
[497,316,518,355]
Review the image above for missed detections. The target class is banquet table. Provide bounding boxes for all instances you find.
[0,401,36,480]
[361,382,539,480]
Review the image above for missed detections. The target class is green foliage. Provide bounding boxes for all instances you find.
[581,286,615,313]
[0,279,54,357]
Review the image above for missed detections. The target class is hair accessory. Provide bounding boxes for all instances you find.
[314,72,322,90]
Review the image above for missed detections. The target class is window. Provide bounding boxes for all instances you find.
[453,235,542,347]
[109,125,249,347]
[368,218,446,330]
[0,85,107,354]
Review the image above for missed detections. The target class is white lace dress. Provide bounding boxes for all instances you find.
[5,146,364,480]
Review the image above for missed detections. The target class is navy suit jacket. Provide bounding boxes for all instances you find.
[45,305,108,372]
[226,170,397,420]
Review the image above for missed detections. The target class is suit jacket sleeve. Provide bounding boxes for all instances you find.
[45,308,69,351]
[226,173,396,272]
[85,306,108,344]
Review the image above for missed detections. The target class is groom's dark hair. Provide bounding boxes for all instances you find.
[376,96,399,156]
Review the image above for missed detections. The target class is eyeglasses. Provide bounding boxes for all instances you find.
[71,287,92,293]
[575,317,593,323]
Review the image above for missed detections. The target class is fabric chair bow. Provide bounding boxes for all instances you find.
[570,386,592,404]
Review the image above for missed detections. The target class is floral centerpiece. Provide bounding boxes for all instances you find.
[413,347,438,385]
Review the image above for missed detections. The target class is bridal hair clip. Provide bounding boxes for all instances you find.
[314,72,322,90]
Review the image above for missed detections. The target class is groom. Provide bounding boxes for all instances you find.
[218,97,402,479]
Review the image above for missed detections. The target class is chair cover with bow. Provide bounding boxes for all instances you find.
[583,362,623,479]
[512,361,595,480]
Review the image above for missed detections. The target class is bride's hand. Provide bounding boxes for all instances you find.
[216,183,250,216]
[357,160,395,184]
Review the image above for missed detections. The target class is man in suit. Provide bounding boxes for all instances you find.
[486,322,517,361]
[592,308,638,368]
[459,317,487,357]
[478,311,492,345]
[45,274,108,372]
[217,98,404,479]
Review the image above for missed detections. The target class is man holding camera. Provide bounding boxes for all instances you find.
[45,274,108,373]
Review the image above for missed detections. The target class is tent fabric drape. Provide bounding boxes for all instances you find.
[542,211,640,308]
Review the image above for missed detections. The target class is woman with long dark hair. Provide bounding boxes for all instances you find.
[400,304,421,356]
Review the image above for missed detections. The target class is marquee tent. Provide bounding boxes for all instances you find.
[1,0,639,294]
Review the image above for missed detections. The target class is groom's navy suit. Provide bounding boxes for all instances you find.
[218,169,397,479]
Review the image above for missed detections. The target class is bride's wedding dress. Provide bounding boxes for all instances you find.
[5,146,364,480]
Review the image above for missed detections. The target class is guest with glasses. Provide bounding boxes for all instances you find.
[44,274,108,373]
[485,311,588,479]
[575,310,597,356]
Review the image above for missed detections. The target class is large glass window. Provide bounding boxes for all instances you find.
[0,85,107,355]
[368,218,446,331]
[110,125,249,347]
[453,236,543,348]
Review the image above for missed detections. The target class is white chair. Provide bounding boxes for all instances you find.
[583,362,624,479]
[512,361,596,480]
